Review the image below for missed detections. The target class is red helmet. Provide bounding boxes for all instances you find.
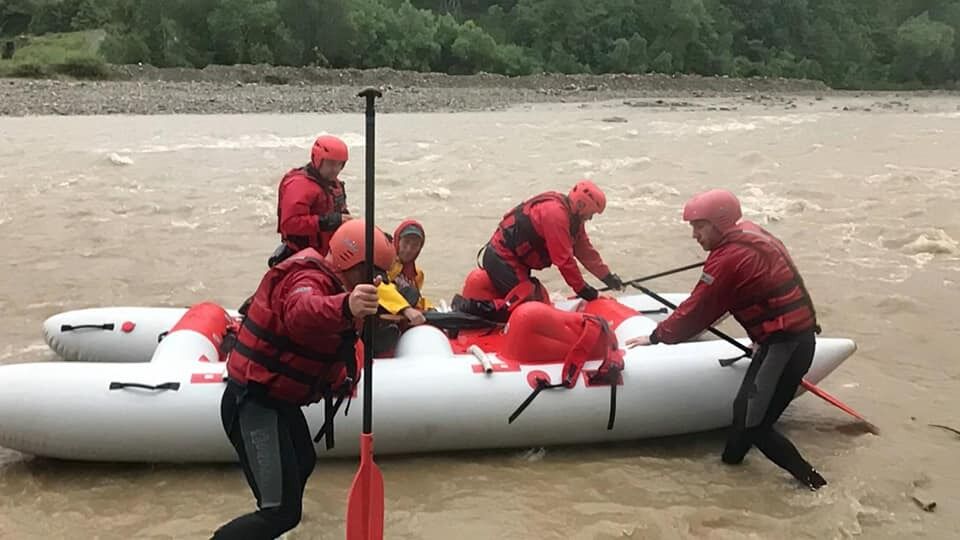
[327,219,396,272]
[568,180,606,217]
[310,135,349,169]
[682,189,742,232]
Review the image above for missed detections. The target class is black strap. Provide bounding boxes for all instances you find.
[738,297,811,327]
[109,381,180,391]
[61,323,114,332]
[718,352,751,367]
[242,317,343,365]
[313,393,347,447]
[424,310,502,331]
[607,384,617,430]
[508,378,565,424]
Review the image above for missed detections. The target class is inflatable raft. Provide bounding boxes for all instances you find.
[39,295,689,363]
[0,295,857,463]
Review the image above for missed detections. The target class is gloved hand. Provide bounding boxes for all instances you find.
[577,284,599,301]
[601,273,624,290]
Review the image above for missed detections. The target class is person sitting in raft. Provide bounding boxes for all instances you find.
[377,219,432,327]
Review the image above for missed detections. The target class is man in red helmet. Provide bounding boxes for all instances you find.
[626,189,827,491]
[454,180,623,320]
[268,135,354,267]
[213,219,395,539]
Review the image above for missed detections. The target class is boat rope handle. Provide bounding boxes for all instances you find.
[61,323,115,332]
[108,381,180,391]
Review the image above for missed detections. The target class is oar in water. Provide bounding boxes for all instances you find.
[345,87,385,540]
[634,284,879,435]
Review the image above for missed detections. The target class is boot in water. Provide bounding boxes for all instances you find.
[798,468,827,491]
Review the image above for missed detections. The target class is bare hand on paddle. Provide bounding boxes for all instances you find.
[625,335,651,348]
[402,307,426,326]
[349,277,381,319]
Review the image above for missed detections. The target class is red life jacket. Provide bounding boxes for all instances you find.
[724,222,819,342]
[491,192,580,270]
[226,249,356,405]
[277,165,348,255]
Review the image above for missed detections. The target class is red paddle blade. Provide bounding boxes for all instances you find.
[800,379,880,434]
[346,434,384,540]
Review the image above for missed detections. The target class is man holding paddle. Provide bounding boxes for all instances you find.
[212,219,394,539]
[626,189,828,491]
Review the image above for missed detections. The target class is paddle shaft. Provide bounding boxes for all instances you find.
[603,261,705,292]
[634,284,875,428]
[360,88,381,435]
[347,87,386,540]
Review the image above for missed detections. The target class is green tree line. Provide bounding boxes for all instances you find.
[2,0,958,88]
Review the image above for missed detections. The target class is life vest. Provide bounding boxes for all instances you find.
[724,222,819,342]
[493,192,580,269]
[227,249,357,405]
[277,165,348,255]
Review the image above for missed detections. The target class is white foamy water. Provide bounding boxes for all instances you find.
[109,131,366,154]
[1,97,960,539]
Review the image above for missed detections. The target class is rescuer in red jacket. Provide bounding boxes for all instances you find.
[268,135,354,267]
[453,180,623,321]
[627,189,826,491]
[213,219,395,539]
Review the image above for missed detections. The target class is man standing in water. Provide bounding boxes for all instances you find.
[627,189,827,491]
[269,135,353,267]
[214,220,394,539]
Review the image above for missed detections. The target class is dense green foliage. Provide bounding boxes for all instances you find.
[2,0,958,87]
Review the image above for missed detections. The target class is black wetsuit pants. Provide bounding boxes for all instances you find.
[722,331,821,483]
[212,383,317,540]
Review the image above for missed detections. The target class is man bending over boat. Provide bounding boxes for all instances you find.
[213,219,393,539]
[268,134,354,267]
[626,189,827,491]
[453,179,624,321]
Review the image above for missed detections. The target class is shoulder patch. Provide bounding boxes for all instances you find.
[699,272,715,285]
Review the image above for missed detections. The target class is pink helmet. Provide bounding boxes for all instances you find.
[568,180,606,217]
[682,189,742,232]
[310,135,349,169]
[327,219,396,272]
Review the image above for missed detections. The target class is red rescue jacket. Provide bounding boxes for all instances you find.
[277,165,349,256]
[490,192,610,292]
[653,221,818,344]
[227,248,357,405]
